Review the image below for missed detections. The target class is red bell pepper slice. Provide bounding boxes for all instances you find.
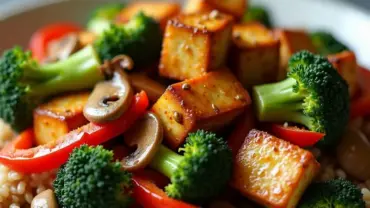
[29,22,82,62]
[1,128,34,154]
[0,92,149,173]
[351,92,370,119]
[228,107,256,157]
[357,66,370,93]
[271,124,324,147]
[132,172,198,208]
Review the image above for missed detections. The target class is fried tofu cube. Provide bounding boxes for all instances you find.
[328,51,358,97]
[231,129,320,208]
[33,92,90,145]
[184,0,247,19]
[159,12,234,80]
[152,70,250,149]
[230,23,280,88]
[274,29,317,80]
[117,2,181,30]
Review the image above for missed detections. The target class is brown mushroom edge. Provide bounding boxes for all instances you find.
[336,128,370,181]
[121,112,164,171]
[83,69,134,123]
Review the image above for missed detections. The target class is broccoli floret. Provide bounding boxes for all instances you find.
[95,12,162,66]
[87,3,124,35]
[149,130,232,204]
[0,45,104,132]
[243,6,272,27]
[53,145,132,208]
[253,50,350,148]
[298,179,365,208]
[310,31,349,55]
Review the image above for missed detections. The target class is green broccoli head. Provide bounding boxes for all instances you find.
[298,179,365,208]
[53,145,132,208]
[310,31,349,55]
[243,6,272,27]
[94,12,162,67]
[87,3,124,35]
[150,130,233,204]
[253,50,350,148]
[0,45,103,132]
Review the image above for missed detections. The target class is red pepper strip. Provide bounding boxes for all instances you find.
[29,22,81,62]
[0,92,149,173]
[357,66,370,93]
[351,92,370,119]
[271,124,325,147]
[132,173,198,208]
[228,107,256,157]
[1,128,34,154]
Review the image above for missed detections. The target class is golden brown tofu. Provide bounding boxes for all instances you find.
[230,23,280,88]
[328,51,358,97]
[33,92,90,145]
[117,2,181,30]
[78,31,96,47]
[152,70,250,149]
[274,29,317,80]
[231,129,320,208]
[184,0,247,19]
[159,11,234,81]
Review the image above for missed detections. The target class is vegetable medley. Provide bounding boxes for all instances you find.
[0,0,369,208]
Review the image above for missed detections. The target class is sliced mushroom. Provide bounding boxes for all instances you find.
[337,128,370,180]
[129,73,166,102]
[45,33,80,63]
[31,189,58,208]
[121,112,163,171]
[83,69,134,123]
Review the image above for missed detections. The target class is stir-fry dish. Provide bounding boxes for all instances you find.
[0,1,370,207]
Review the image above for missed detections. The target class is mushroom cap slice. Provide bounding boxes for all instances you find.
[122,112,163,171]
[337,128,370,180]
[83,69,134,123]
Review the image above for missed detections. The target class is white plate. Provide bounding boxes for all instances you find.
[0,0,370,67]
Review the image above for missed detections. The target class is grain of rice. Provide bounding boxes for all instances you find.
[0,164,56,207]
[9,203,20,208]
[335,169,347,179]
[17,181,26,194]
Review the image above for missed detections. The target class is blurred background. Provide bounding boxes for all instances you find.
[0,0,369,9]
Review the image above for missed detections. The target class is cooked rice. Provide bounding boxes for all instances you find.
[0,164,56,207]
[0,119,15,149]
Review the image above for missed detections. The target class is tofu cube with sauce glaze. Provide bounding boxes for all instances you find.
[152,70,250,149]
[159,11,234,81]
[33,92,90,145]
[328,51,358,97]
[231,129,320,208]
[117,2,181,30]
[184,0,247,19]
[230,23,280,88]
[274,29,317,80]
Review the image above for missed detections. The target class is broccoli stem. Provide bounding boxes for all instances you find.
[150,145,183,178]
[253,77,313,128]
[30,45,104,97]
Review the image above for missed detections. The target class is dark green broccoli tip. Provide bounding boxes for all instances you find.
[87,3,124,35]
[253,50,350,148]
[94,12,162,67]
[298,178,365,208]
[53,145,132,208]
[0,45,104,132]
[310,31,349,55]
[243,6,272,28]
[149,130,233,204]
